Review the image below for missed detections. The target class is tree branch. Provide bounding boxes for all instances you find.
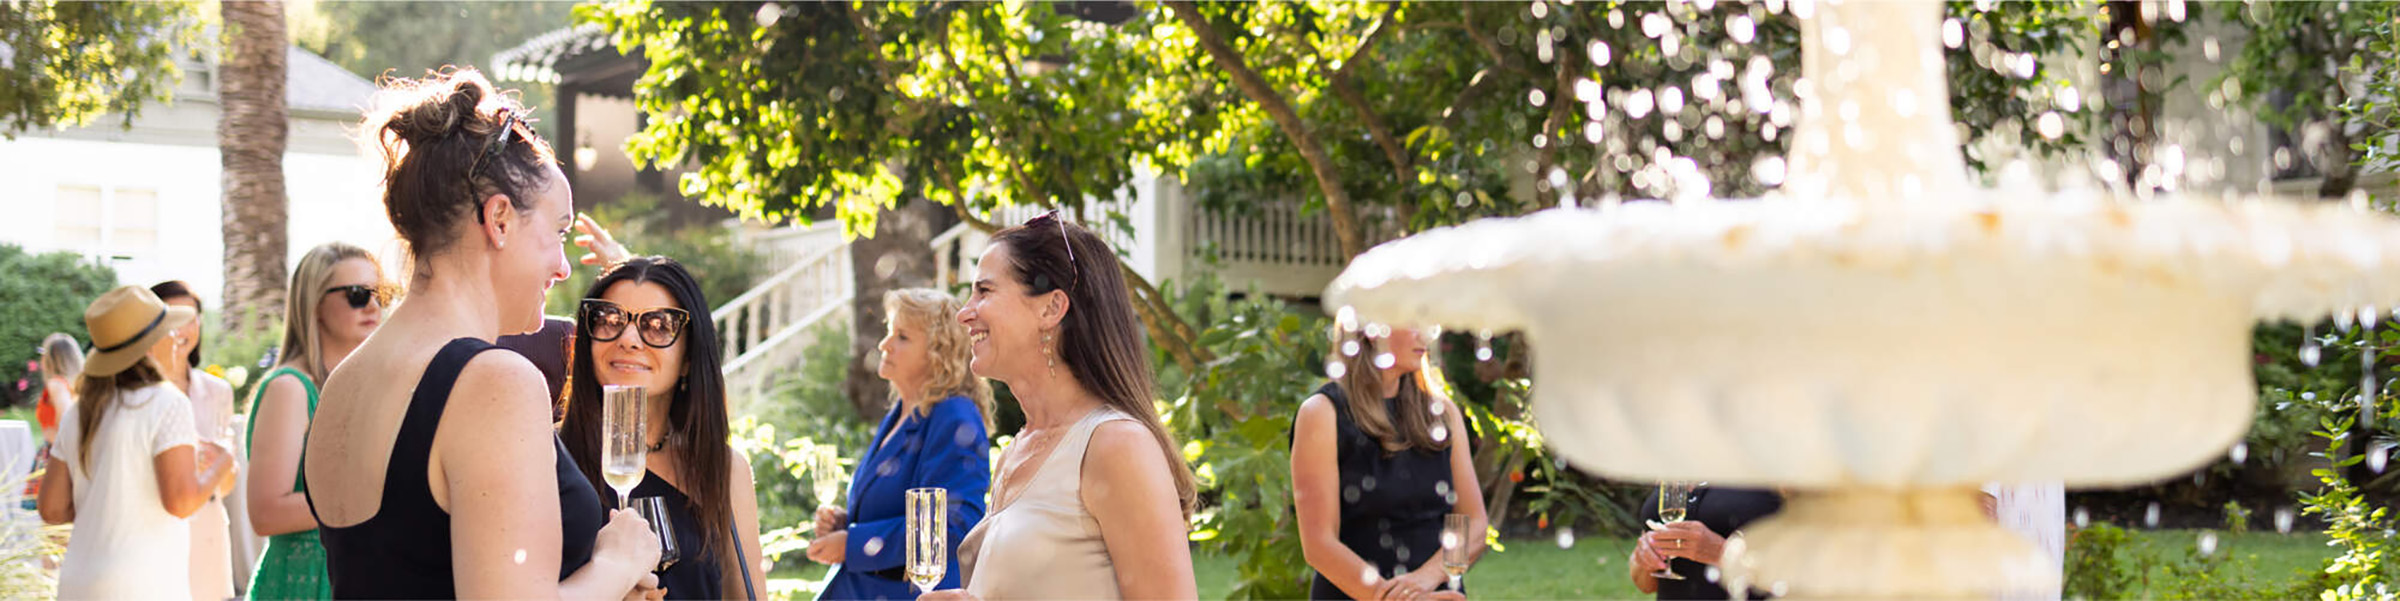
[1167,0,1368,260]
[1324,10,1416,201]
[1533,43,1575,201]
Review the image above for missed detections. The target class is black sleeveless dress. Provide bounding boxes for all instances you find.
[311,338,605,599]
[1304,383,1459,600]
[607,470,729,600]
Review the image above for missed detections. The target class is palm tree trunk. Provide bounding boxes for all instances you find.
[218,0,289,332]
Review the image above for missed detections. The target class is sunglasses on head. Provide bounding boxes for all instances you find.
[324,285,392,310]
[1026,210,1081,294]
[580,299,691,348]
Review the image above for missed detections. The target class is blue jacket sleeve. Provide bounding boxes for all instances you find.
[844,397,993,574]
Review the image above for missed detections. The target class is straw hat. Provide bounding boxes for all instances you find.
[82,285,196,377]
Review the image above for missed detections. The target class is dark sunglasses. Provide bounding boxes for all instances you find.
[466,108,526,184]
[580,299,691,348]
[324,285,392,310]
[1027,210,1080,294]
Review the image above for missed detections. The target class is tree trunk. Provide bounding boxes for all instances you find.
[219,0,289,333]
[1166,1,1368,261]
[844,196,949,419]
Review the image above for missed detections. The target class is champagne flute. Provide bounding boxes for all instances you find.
[905,487,948,593]
[1440,513,1471,593]
[1649,481,1697,580]
[601,385,649,509]
[811,446,845,509]
[631,496,682,572]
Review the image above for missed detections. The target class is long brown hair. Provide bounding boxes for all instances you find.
[1333,328,1446,454]
[74,358,166,469]
[885,288,993,426]
[992,213,1198,515]
[558,257,740,595]
[279,243,380,382]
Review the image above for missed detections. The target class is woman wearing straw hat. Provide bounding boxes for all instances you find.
[38,285,240,600]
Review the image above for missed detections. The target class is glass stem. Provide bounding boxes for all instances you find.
[1449,575,1462,594]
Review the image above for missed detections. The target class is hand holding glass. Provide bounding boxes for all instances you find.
[1648,481,1697,580]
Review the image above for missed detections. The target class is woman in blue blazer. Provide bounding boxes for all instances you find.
[812,289,994,600]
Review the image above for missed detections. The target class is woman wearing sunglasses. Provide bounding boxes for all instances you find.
[243,242,384,600]
[562,256,764,600]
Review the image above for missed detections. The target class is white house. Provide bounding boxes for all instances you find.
[0,46,393,311]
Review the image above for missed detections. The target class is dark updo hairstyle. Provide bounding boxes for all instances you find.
[362,67,557,273]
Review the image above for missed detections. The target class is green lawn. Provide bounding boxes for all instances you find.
[760,529,2334,600]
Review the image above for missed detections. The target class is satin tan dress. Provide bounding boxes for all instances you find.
[958,407,1130,600]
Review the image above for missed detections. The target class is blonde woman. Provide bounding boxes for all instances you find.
[1293,327,1486,601]
[811,288,994,600]
[246,242,386,599]
[146,280,241,601]
[39,286,239,600]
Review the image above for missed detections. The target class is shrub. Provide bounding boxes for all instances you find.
[0,244,117,406]
[732,322,874,568]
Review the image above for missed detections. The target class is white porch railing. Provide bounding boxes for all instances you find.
[713,242,853,411]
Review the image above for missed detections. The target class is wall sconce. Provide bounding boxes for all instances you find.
[574,130,599,173]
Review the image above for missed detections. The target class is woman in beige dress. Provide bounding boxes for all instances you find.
[926,212,1198,601]
[150,280,240,601]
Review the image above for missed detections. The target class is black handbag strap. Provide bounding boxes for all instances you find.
[733,523,756,600]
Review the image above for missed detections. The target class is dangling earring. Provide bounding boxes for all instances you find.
[1043,329,1057,378]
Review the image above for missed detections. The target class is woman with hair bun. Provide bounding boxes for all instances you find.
[303,68,660,600]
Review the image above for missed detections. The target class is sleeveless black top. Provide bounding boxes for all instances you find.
[1304,383,1458,600]
[608,470,726,601]
[311,338,605,599]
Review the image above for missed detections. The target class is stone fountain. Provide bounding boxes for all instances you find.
[1326,1,2400,597]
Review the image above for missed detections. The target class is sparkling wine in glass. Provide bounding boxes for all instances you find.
[811,446,845,508]
[601,385,649,509]
[1441,513,1471,593]
[1650,481,1697,580]
[632,496,682,572]
[905,487,948,593]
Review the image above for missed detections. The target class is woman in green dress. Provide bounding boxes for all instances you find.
[245,242,388,598]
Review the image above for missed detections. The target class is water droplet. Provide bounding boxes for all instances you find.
[1396,545,1413,563]
[2275,507,2296,533]
[1659,86,1686,115]
[1431,425,1449,443]
[1360,567,1381,587]
[1441,530,1462,550]
[2073,507,2090,528]
[1529,89,1549,108]
[2037,112,2064,140]
[755,3,784,27]
[1771,581,1790,596]
[1335,306,1359,332]
[1435,480,1452,497]
[1942,18,1964,48]
[1556,527,1576,549]
[1752,156,1787,186]
[514,549,527,564]
[2144,503,2161,528]
[865,536,886,556]
[1343,486,1361,503]
[2197,531,2219,556]
[2370,443,2392,474]
[1588,41,1612,66]
[1326,361,1347,380]
[2057,85,2082,112]
[1640,12,1670,38]
[1379,532,1396,549]
[1341,340,1361,357]
[877,459,899,476]
[1429,400,1446,416]
[1373,353,1396,369]
[1362,476,1379,492]
[1705,566,1722,583]
[2231,442,2249,465]
[1530,0,1549,19]
[2301,343,2323,367]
